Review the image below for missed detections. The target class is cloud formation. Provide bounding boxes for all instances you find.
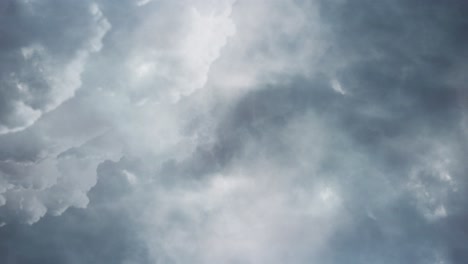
[0,0,467,263]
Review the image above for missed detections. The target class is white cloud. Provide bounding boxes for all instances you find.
[138,171,346,264]
[122,1,236,103]
[331,78,347,95]
[135,0,152,7]
[406,143,459,221]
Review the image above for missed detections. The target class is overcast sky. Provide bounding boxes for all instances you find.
[0,0,467,263]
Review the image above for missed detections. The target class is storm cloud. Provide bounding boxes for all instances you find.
[0,0,467,263]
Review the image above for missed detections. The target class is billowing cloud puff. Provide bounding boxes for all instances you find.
[0,0,238,227]
[0,0,110,134]
[0,0,112,225]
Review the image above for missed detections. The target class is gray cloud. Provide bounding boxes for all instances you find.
[0,0,109,134]
[0,0,467,263]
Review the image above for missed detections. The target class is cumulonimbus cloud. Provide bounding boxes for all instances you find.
[0,0,467,263]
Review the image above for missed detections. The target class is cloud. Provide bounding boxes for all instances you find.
[0,1,110,134]
[0,0,467,263]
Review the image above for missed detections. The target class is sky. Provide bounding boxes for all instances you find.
[0,0,467,263]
